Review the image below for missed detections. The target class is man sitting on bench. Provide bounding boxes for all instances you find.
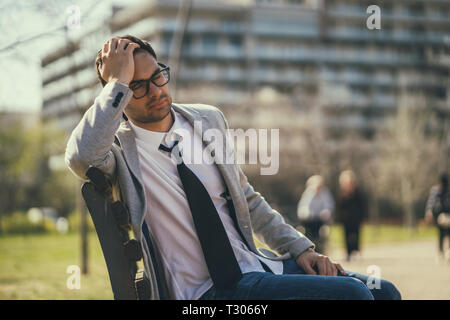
[65,35,401,300]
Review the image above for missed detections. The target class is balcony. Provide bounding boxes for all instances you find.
[178,67,246,84]
[327,28,448,46]
[160,20,246,35]
[327,6,450,25]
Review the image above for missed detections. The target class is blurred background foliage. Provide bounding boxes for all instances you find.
[0,116,77,234]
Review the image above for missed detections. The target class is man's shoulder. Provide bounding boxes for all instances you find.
[173,102,224,117]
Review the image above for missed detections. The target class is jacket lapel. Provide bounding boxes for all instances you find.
[116,121,145,188]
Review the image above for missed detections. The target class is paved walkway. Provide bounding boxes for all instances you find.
[328,239,450,300]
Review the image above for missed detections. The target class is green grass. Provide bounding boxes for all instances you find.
[0,231,112,300]
[0,223,437,300]
[333,223,436,247]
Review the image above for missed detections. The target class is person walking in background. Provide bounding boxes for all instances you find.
[297,175,334,254]
[425,173,450,261]
[336,170,368,262]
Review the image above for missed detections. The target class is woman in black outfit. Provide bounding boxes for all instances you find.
[336,170,368,262]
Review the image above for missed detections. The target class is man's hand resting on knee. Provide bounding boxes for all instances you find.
[296,248,347,276]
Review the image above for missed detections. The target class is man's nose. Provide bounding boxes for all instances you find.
[147,82,162,99]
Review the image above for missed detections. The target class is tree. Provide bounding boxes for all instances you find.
[372,92,444,228]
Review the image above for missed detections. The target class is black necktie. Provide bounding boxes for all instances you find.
[159,140,243,289]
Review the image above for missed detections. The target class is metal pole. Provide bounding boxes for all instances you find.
[168,0,193,100]
[64,26,89,275]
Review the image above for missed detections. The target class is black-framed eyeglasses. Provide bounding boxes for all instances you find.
[129,62,170,99]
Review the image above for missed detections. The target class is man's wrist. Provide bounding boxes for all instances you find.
[111,78,130,87]
[296,247,315,260]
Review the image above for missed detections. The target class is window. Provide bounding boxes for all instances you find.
[181,35,192,54]
[202,35,217,55]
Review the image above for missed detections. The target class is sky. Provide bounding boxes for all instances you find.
[0,0,143,113]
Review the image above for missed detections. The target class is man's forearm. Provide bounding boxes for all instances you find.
[64,81,132,180]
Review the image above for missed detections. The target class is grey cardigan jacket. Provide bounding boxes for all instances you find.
[65,81,315,299]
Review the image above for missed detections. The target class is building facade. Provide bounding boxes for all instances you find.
[41,0,450,135]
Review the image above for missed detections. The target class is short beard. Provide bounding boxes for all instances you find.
[128,102,171,124]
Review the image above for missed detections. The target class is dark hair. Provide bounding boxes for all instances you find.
[440,173,448,192]
[95,35,157,87]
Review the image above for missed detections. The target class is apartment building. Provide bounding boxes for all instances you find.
[41,0,450,136]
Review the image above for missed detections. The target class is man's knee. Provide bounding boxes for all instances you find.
[341,277,374,300]
[376,280,402,300]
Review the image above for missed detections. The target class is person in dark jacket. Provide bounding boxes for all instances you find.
[336,170,368,262]
[425,173,450,260]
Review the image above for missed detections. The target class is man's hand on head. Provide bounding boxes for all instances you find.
[295,248,347,276]
[99,37,140,86]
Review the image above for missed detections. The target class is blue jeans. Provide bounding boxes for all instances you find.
[199,258,401,300]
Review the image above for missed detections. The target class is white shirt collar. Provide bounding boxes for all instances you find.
[129,108,185,151]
